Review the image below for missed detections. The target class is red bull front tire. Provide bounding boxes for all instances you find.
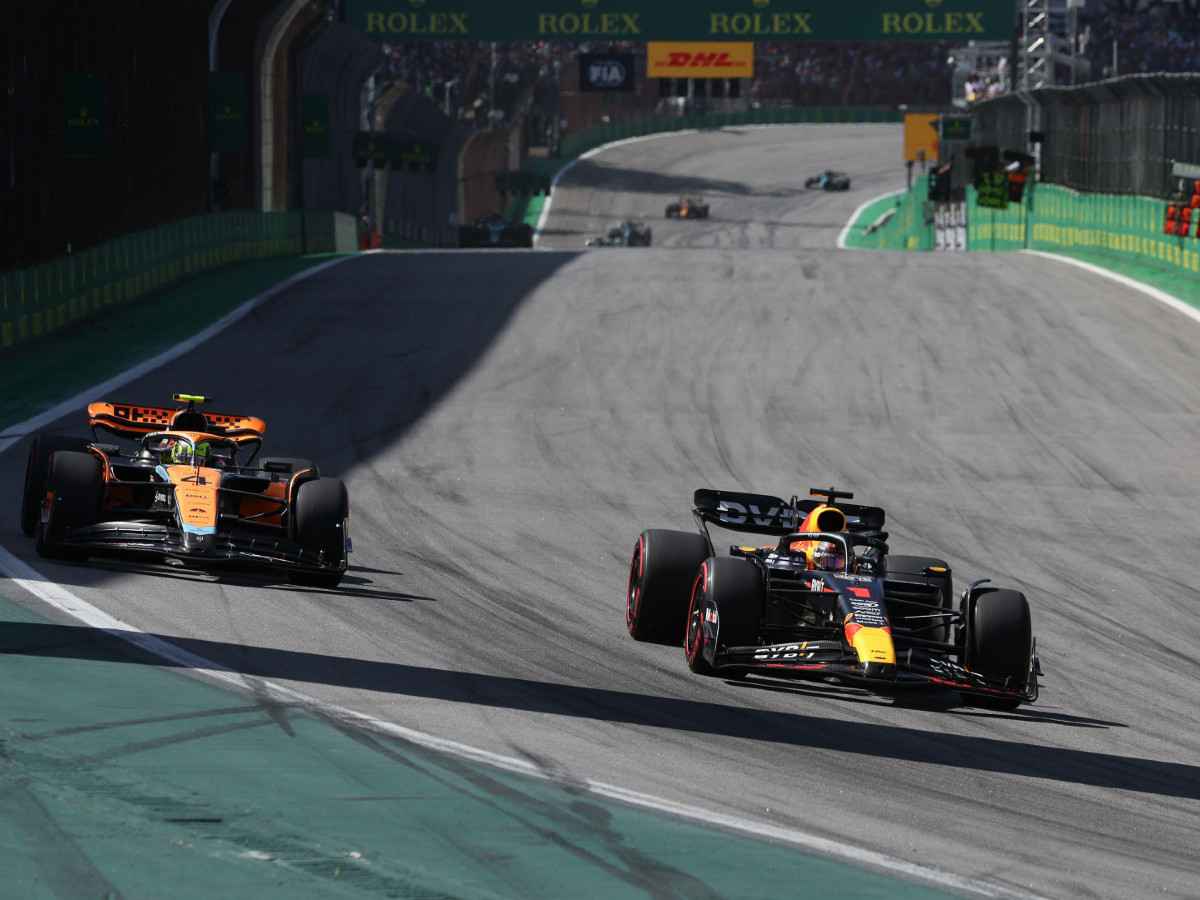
[684,556,763,677]
[964,588,1033,710]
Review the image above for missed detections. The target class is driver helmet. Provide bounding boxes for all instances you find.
[168,439,191,465]
[808,541,845,573]
[168,440,212,466]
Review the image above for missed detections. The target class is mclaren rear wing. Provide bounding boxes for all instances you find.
[87,401,267,441]
[693,489,885,535]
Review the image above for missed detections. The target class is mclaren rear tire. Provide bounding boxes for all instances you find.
[685,556,763,677]
[965,588,1032,711]
[35,450,102,561]
[289,477,349,588]
[21,435,92,536]
[626,529,708,645]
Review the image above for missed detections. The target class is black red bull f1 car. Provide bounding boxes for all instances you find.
[626,487,1041,709]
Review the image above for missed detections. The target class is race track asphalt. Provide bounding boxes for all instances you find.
[3,124,1200,899]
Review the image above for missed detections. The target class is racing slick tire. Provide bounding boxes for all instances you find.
[685,556,763,678]
[261,457,321,477]
[665,205,679,219]
[626,529,709,645]
[289,477,349,588]
[965,588,1032,711]
[35,450,102,561]
[21,434,92,536]
[884,555,954,643]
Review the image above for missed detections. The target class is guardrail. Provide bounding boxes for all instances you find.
[1,211,355,351]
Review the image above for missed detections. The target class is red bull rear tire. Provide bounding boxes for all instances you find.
[626,529,708,645]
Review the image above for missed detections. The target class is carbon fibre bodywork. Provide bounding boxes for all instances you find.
[630,488,1041,708]
[23,396,349,581]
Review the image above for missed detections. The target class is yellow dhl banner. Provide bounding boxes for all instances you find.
[647,42,754,79]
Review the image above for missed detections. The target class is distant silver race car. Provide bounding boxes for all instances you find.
[586,221,653,247]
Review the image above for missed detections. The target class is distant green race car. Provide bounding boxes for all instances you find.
[805,171,852,191]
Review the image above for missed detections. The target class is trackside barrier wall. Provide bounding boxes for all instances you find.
[558,107,903,161]
[0,211,357,351]
[966,183,1200,283]
[972,74,1200,199]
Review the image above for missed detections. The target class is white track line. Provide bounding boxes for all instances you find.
[836,188,906,250]
[1022,249,1200,327]
[536,123,899,248]
[0,205,1040,900]
[0,255,356,456]
[0,543,1040,900]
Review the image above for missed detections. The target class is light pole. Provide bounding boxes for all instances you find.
[489,42,498,122]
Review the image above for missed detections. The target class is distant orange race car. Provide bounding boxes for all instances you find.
[20,393,350,586]
[664,196,710,219]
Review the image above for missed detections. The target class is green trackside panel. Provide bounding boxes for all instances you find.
[208,72,249,153]
[302,94,332,159]
[64,73,107,159]
[0,212,339,355]
[967,182,1200,286]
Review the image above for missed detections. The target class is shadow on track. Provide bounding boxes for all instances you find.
[727,678,1126,729]
[2,620,1187,801]
[52,558,437,604]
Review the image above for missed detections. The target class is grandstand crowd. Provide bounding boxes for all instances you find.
[1079,1,1200,77]
[376,5,1198,130]
[753,42,954,107]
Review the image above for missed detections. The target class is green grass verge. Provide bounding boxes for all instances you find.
[841,190,908,250]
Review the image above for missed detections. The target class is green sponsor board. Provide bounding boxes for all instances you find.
[64,73,106,159]
[302,94,331,159]
[940,115,972,141]
[353,132,438,171]
[976,170,1009,210]
[344,0,1014,41]
[208,72,248,153]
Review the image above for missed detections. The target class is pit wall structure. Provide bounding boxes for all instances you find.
[0,211,357,352]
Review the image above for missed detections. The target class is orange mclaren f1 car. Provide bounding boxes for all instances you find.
[626,486,1041,710]
[20,394,350,586]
